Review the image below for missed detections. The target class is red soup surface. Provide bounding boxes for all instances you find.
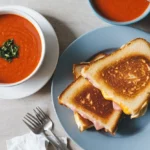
[0,14,41,83]
[93,0,149,22]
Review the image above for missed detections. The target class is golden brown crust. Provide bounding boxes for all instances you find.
[81,38,150,116]
[72,53,107,79]
[58,78,78,104]
[101,55,150,98]
[74,112,93,132]
[73,64,88,79]
[58,76,122,133]
[87,38,150,68]
[73,79,114,120]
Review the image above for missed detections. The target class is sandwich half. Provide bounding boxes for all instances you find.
[81,38,150,118]
[58,76,121,134]
[59,54,121,134]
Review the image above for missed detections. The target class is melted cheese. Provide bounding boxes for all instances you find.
[102,90,148,117]
[120,103,130,115]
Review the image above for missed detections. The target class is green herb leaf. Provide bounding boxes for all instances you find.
[0,39,19,62]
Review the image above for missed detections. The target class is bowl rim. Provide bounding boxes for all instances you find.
[88,0,150,25]
[0,8,46,87]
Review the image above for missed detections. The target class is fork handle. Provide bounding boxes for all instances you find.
[43,131,61,150]
[45,130,69,150]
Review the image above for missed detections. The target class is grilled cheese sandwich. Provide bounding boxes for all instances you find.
[81,38,150,118]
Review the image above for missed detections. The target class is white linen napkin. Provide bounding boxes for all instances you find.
[6,132,68,150]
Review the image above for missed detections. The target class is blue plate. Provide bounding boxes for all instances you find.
[51,26,150,150]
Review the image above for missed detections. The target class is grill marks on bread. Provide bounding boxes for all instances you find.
[101,56,150,98]
[74,82,113,118]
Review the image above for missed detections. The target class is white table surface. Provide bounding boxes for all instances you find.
[0,1,150,150]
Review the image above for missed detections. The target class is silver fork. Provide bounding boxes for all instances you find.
[23,107,69,150]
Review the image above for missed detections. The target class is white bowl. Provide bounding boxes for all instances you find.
[0,8,46,87]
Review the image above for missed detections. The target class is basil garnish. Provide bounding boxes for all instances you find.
[0,39,19,62]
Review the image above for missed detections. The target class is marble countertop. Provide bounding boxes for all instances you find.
[0,0,150,150]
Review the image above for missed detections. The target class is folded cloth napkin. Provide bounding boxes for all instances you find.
[6,132,68,150]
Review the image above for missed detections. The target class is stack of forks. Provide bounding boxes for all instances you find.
[23,107,69,150]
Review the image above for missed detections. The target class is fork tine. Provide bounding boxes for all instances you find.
[24,116,37,128]
[36,107,49,120]
[23,119,35,131]
[36,107,45,118]
[37,107,48,117]
[33,109,43,123]
[37,107,50,120]
[27,113,41,123]
[26,113,40,126]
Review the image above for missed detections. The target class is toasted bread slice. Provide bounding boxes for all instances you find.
[58,76,121,134]
[73,53,107,79]
[72,53,107,131]
[74,112,93,131]
[81,38,150,117]
[73,63,88,79]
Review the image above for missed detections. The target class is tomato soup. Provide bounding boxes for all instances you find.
[93,0,149,22]
[0,14,41,83]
